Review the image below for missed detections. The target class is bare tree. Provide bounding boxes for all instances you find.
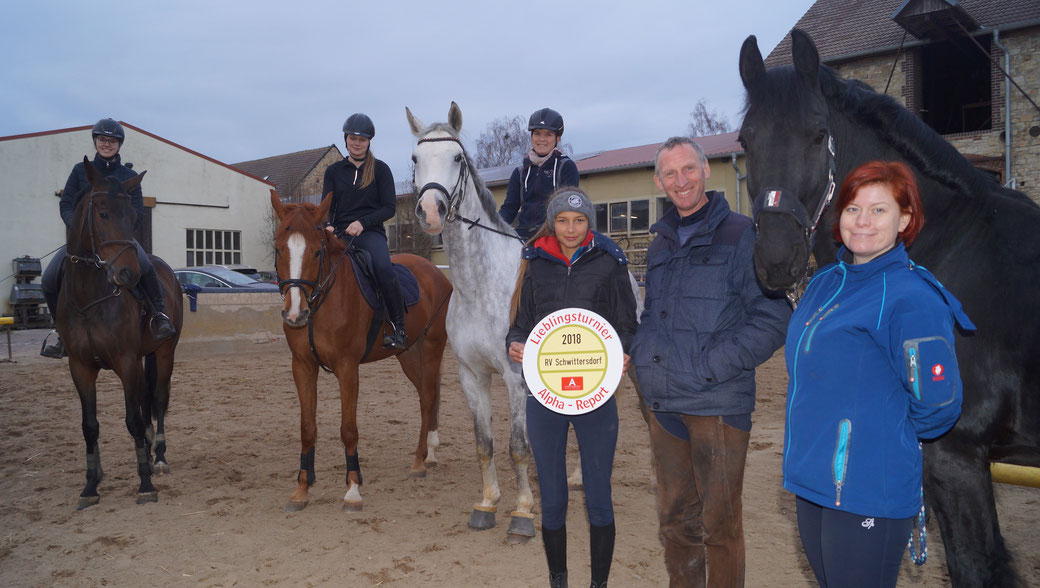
[474,115,528,168]
[687,98,732,137]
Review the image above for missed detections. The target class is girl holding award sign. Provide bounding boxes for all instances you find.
[507,188,638,588]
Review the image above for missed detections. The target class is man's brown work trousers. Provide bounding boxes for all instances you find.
[649,412,750,588]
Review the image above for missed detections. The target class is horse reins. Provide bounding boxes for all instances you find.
[66,191,141,316]
[415,136,526,243]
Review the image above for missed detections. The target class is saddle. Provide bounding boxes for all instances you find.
[347,248,420,310]
[346,247,420,361]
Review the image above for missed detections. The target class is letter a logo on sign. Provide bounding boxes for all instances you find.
[561,376,583,391]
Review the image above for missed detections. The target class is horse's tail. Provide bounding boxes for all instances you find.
[144,352,166,419]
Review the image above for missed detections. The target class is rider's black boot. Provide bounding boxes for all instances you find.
[382,276,407,349]
[141,267,176,341]
[543,524,568,588]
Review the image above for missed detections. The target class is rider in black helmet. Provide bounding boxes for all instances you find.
[498,108,579,241]
[322,113,407,349]
[40,118,177,358]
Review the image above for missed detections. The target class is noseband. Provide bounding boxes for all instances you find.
[751,135,837,249]
[414,135,525,243]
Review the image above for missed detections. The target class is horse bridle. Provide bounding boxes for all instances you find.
[66,191,142,314]
[277,228,350,314]
[414,136,525,243]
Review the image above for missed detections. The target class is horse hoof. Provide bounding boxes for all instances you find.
[409,469,427,479]
[506,512,536,543]
[136,491,158,504]
[342,500,363,512]
[154,462,171,475]
[284,500,308,513]
[76,496,100,510]
[468,508,496,530]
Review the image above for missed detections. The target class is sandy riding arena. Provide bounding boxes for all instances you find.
[1,330,1037,587]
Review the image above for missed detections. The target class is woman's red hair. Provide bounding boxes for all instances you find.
[832,160,925,247]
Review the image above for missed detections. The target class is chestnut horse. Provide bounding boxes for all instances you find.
[58,158,182,509]
[271,191,452,512]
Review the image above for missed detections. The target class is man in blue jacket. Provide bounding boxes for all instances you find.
[632,136,790,587]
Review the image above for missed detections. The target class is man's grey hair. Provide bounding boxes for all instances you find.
[654,137,707,176]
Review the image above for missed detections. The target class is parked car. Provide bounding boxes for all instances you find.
[208,264,278,284]
[174,266,280,292]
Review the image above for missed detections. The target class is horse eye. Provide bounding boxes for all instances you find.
[411,154,417,163]
[737,135,748,150]
[454,153,463,163]
[99,211,109,219]
[813,130,827,145]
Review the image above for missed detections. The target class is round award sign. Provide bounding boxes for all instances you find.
[522,308,624,415]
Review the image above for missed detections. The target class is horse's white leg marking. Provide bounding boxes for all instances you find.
[286,233,305,321]
[426,430,439,464]
[343,482,362,504]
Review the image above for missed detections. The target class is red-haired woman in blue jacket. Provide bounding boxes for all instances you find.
[784,160,975,587]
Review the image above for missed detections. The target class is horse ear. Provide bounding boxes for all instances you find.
[448,101,463,134]
[791,28,820,87]
[739,35,766,90]
[315,192,333,223]
[270,189,287,221]
[83,155,103,188]
[122,170,146,194]
[405,106,425,137]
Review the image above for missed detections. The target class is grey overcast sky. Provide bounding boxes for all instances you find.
[0,0,812,182]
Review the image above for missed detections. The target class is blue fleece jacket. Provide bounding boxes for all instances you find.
[783,243,975,518]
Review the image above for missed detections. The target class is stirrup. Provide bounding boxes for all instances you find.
[382,325,407,350]
[150,312,177,341]
[40,331,66,359]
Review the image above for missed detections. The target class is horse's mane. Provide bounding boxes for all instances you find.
[420,122,516,234]
[819,65,1000,198]
[745,64,1001,200]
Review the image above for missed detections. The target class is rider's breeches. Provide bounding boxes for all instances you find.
[527,394,619,530]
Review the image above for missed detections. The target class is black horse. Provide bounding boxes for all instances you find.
[738,29,1040,586]
[58,158,183,509]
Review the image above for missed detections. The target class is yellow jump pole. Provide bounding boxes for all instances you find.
[0,316,13,363]
[990,462,1040,489]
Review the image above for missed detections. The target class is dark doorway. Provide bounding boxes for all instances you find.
[919,34,993,135]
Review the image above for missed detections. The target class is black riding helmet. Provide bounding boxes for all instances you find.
[92,118,125,144]
[343,113,375,139]
[528,108,564,136]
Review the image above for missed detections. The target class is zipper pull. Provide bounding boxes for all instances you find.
[835,482,843,506]
[909,348,918,384]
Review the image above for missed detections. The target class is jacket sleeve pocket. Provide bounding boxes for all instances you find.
[902,335,962,439]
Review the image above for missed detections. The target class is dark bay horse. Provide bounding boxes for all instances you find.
[270,191,452,512]
[58,158,183,509]
[738,29,1040,586]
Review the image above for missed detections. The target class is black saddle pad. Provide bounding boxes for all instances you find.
[348,251,420,310]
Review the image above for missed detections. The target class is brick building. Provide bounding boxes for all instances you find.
[766,0,1040,200]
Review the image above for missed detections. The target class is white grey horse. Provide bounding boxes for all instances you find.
[407,103,651,542]
[407,102,536,542]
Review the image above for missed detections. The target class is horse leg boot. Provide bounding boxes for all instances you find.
[589,521,615,588]
[381,275,407,349]
[138,253,176,341]
[542,524,568,588]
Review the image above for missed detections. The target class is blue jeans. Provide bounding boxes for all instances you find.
[526,394,618,530]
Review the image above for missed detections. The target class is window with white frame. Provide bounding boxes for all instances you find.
[599,199,651,235]
[186,228,241,267]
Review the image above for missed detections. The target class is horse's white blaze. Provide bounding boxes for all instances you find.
[343,483,362,503]
[286,233,306,321]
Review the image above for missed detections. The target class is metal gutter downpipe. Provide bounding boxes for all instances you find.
[993,29,1014,189]
[731,153,747,216]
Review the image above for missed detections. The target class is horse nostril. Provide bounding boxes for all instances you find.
[438,201,446,215]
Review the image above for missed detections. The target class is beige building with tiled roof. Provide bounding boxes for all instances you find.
[766,0,1040,200]
[234,145,342,203]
